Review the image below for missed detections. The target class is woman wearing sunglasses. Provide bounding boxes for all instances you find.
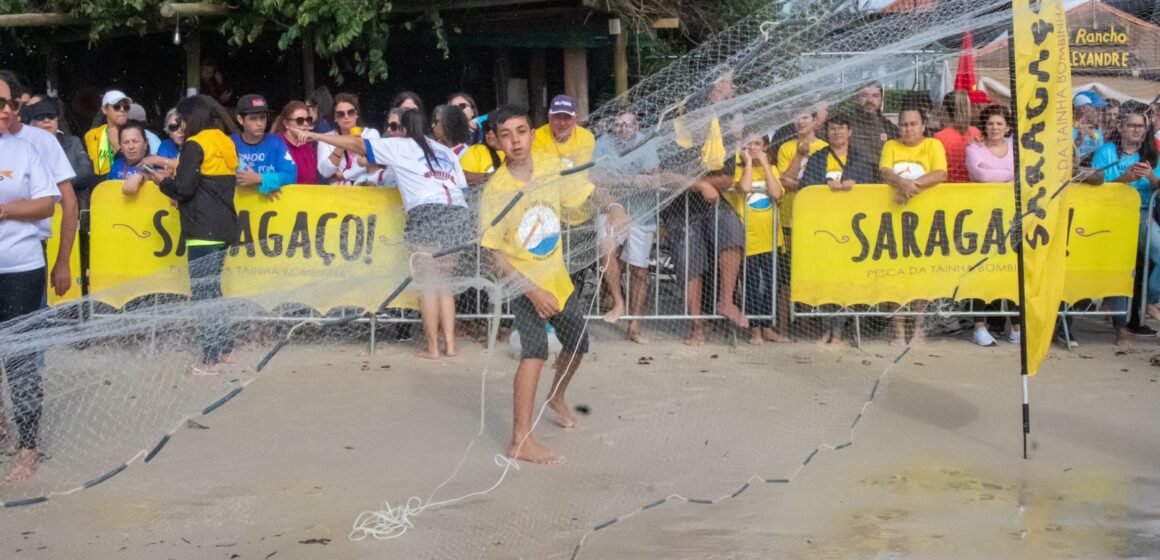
[0,72,60,483]
[448,92,483,145]
[83,89,133,177]
[316,92,380,185]
[272,100,322,185]
[157,108,185,159]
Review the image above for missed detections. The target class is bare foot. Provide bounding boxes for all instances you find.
[817,332,832,346]
[445,347,459,358]
[910,331,926,346]
[1148,304,1160,322]
[5,449,39,483]
[685,326,705,346]
[603,301,625,324]
[762,328,790,343]
[1115,329,1132,347]
[547,399,579,429]
[627,327,650,345]
[218,352,237,365]
[507,438,563,465]
[415,348,441,360]
[749,330,764,345]
[191,362,222,376]
[718,302,750,328]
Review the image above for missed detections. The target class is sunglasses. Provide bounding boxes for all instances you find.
[291,116,315,126]
[32,112,57,121]
[387,122,401,132]
[455,102,473,111]
[335,109,358,119]
[110,102,131,112]
[0,97,20,111]
[166,121,181,132]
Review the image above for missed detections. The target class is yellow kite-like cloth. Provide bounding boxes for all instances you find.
[1012,0,1073,375]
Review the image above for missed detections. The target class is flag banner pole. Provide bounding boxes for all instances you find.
[1008,0,1075,459]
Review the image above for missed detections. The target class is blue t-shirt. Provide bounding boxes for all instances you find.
[1091,142,1160,209]
[231,133,298,194]
[107,158,144,180]
[157,139,181,159]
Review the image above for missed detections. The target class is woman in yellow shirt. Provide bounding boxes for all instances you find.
[879,107,948,347]
[727,136,785,344]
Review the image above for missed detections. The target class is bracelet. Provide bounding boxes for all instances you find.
[606,202,625,213]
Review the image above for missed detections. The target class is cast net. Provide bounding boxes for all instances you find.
[0,0,1104,558]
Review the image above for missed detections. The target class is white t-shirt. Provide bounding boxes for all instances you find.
[14,124,75,240]
[317,128,382,185]
[365,137,468,211]
[0,133,61,273]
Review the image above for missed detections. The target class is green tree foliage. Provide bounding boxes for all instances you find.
[0,1,452,83]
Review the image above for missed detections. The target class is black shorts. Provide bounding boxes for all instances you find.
[404,203,473,251]
[511,290,590,361]
[664,203,745,285]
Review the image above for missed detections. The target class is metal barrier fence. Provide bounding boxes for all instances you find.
[64,183,1144,351]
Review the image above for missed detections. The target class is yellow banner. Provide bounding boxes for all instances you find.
[1013,0,1073,376]
[87,181,417,312]
[791,183,1137,307]
[45,204,83,306]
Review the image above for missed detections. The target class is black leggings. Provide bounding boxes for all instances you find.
[187,245,237,364]
[0,267,46,450]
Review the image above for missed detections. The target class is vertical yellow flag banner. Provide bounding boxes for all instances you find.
[1012,0,1072,376]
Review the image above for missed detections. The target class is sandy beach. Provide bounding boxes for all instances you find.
[2,316,1158,559]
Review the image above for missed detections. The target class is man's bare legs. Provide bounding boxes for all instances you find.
[717,247,749,329]
[508,358,563,465]
[546,351,583,429]
[686,276,705,345]
[600,239,626,323]
[891,300,928,346]
[5,448,38,483]
[626,265,650,343]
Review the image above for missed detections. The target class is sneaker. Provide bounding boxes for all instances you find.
[1055,334,1079,348]
[1008,330,1021,344]
[1127,324,1158,336]
[971,326,997,347]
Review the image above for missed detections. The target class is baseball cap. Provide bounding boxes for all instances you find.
[549,95,577,116]
[101,90,132,107]
[1075,90,1107,108]
[127,103,147,122]
[236,94,271,115]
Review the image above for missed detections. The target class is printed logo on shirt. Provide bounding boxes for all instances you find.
[747,192,773,211]
[518,204,562,258]
[0,170,12,181]
[826,170,844,181]
[892,162,926,180]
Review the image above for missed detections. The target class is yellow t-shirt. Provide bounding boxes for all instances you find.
[532,125,596,168]
[879,138,948,180]
[725,158,783,256]
[459,144,505,175]
[480,152,594,310]
[776,138,828,230]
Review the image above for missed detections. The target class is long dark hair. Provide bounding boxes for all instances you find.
[176,95,217,138]
[391,91,425,113]
[399,108,438,172]
[308,86,334,123]
[1117,110,1158,165]
[432,104,471,147]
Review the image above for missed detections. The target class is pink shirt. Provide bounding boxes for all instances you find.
[965,138,1015,183]
[935,125,982,183]
[278,133,320,184]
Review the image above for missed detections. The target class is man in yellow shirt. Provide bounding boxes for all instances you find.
[531,95,595,169]
[482,104,627,465]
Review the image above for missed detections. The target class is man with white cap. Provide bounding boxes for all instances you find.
[127,103,162,155]
[84,89,134,176]
[532,94,595,168]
